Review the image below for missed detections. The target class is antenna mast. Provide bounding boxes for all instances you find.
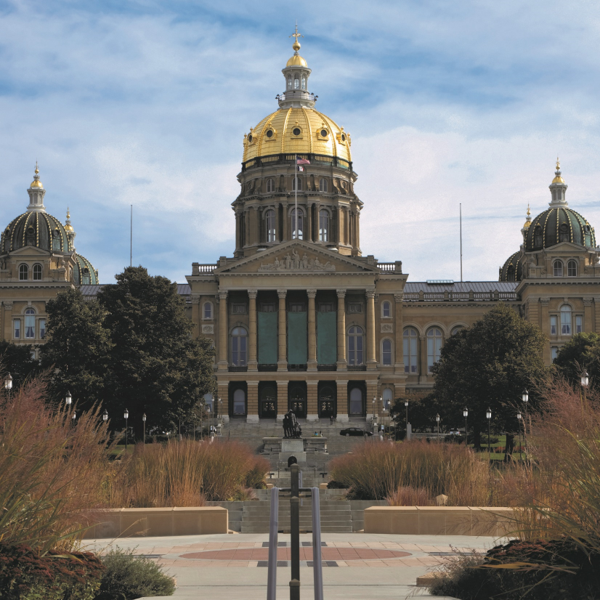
[460,203,463,282]
[130,205,133,268]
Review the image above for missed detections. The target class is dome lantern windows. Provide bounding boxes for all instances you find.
[294,78,299,89]
[319,209,329,242]
[265,209,276,242]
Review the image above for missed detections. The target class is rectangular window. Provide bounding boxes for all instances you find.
[259,303,276,312]
[231,303,247,315]
[551,347,558,361]
[289,302,306,312]
[25,315,35,339]
[13,319,20,339]
[348,336,363,365]
[561,312,571,335]
[318,303,334,313]
[232,336,247,366]
[39,318,46,339]
[576,315,583,334]
[550,316,557,336]
[348,303,362,314]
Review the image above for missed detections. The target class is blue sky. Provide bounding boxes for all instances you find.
[1,0,600,283]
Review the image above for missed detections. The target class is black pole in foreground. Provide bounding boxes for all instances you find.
[290,464,300,600]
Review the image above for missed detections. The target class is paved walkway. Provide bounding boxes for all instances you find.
[84,532,502,599]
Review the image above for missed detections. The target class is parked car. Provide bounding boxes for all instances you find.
[340,427,373,437]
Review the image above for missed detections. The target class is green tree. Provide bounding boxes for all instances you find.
[41,288,112,411]
[554,332,600,389]
[97,266,215,438]
[0,340,38,389]
[430,303,548,448]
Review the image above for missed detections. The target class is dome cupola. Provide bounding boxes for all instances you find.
[524,162,596,252]
[499,251,524,282]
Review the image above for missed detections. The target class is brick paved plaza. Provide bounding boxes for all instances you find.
[85,532,502,599]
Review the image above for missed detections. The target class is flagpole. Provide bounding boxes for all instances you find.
[295,154,298,240]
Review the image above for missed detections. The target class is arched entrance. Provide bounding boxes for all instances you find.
[288,381,307,418]
[318,382,336,419]
[259,382,277,419]
[348,381,366,417]
[229,382,247,418]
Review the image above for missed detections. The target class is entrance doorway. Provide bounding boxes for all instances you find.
[259,383,277,419]
[318,383,336,419]
[288,381,307,418]
[348,382,365,416]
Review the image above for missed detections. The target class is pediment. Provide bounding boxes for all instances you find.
[5,246,51,257]
[217,242,379,275]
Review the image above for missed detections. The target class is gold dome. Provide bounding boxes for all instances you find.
[30,163,43,189]
[243,107,352,164]
[287,54,307,67]
[64,208,74,232]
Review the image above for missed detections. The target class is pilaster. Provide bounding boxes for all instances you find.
[336,380,349,423]
[277,289,288,371]
[419,333,427,384]
[307,288,317,371]
[394,292,404,373]
[217,291,228,371]
[540,298,550,364]
[306,380,319,421]
[336,289,347,370]
[248,289,258,371]
[584,298,593,333]
[247,381,259,423]
[276,380,288,420]
[366,288,377,370]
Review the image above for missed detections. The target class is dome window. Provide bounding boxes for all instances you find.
[266,129,274,138]
[265,209,276,242]
[292,127,301,136]
[294,78,299,89]
[52,229,61,251]
[82,267,90,285]
[248,134,253,143]
[553,260,564,277]
[287,77,292,90]
[534,225,543,249]
[292,177,303,192]
[341,134,346,142]
[301,76,306,89]
[568,260,578,277]
[319,209,329,242]
[26,226,35,246]
[33,264,42,281]
[266,179,275,193]
[291,207,304,239]
[19,264,28,280]
[320,129,328,138]
[559,223,570,243]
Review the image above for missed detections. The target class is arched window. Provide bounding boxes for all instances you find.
[382,339,392,366]
[319,178,328,192]
[82,268,90,285]
[403,328,418,374]
[24,308,35,339]
[266,178,275,193]
[203,302,213,320]
[451,325,464,336]
[349,387,363,415]
[287,77,292,90]
[559,223,570,243]
[568,260,578,277]
[291,208,303,239]
[266,210,276,242]
[347,326,364,365]
[560,305,572,335]
[382,388,393,410]
[554,260,564,277]
[507,265,515,280]
[294,78,299,89]
[301,76,306,89]
[534,226,542,249]
[19,264,28,280]
[233,389,246,415]
[231,327,248,366]
[32,264,42,280]
[292,177,303,191]
[381,301,391,318]
[319,209,329,242]
[427,327,443,372]
[52,229,61,251]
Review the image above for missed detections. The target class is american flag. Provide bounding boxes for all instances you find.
[297,158,310,165]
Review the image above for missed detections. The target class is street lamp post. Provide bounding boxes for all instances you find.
[463,408,468,445]
[65,391,72,408]
[103,409,108,423]
[436,413,440,442]
[4,373,13,401]
[72,411,76,425]
[516,411,522,462]
[124,408,129,451]
[486,408,492,460]
[218,397,223,433]
[522,390,529,433]
[581,371,589,405]
[142,413,147,444]
[405,400,409,439]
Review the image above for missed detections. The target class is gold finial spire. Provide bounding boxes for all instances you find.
[64,207,74,232]
[552,157,565,184]
[523,204,532,229]
[290,22,303,52]
[30,162,43,189]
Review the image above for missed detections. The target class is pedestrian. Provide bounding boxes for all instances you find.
[330,415,334,425]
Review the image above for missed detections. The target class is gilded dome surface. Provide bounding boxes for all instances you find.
[243,107,352,164]
[73,253,99,285]
[524,206,596,252]
[1,211,71,254]
[499,251,524,282]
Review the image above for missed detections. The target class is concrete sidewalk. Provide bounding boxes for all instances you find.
[84,532,502,599]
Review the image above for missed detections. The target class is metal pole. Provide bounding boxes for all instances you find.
[312,487,324,600]
[465,416,468,443]
[267,486,279,600]
[294,155,298,240]
[460,202,463,282]
[290,464,300,600]
[488,419,491,460]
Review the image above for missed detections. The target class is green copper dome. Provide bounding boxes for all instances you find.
[499,251,524,282]
[2,210,71,254]
[73,253,99,285]
[525,206,595,252]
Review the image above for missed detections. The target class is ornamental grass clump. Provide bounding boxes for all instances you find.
[106,439,269,506]
[329,440,490,504]
[0,374,115,553]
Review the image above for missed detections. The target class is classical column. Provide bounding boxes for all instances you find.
[336,289,347,370]
[282,203,288,241]
[394,292,404,373]
[419,333,427,383]
[336,379,349,423]
[307,289,317,371]
[247,381,259,423]
[306,203,312,242]
[315,202,321,241]
[248,289,258,371]
[307,380,319,421]
[366,289,377,369]
[218,291,228,371]
[277,289,287,371]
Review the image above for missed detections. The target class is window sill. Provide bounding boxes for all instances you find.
[228,366,248,372]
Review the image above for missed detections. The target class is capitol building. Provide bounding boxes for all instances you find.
[2,35,600,423]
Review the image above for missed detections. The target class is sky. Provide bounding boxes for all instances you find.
[1,0,600,284]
